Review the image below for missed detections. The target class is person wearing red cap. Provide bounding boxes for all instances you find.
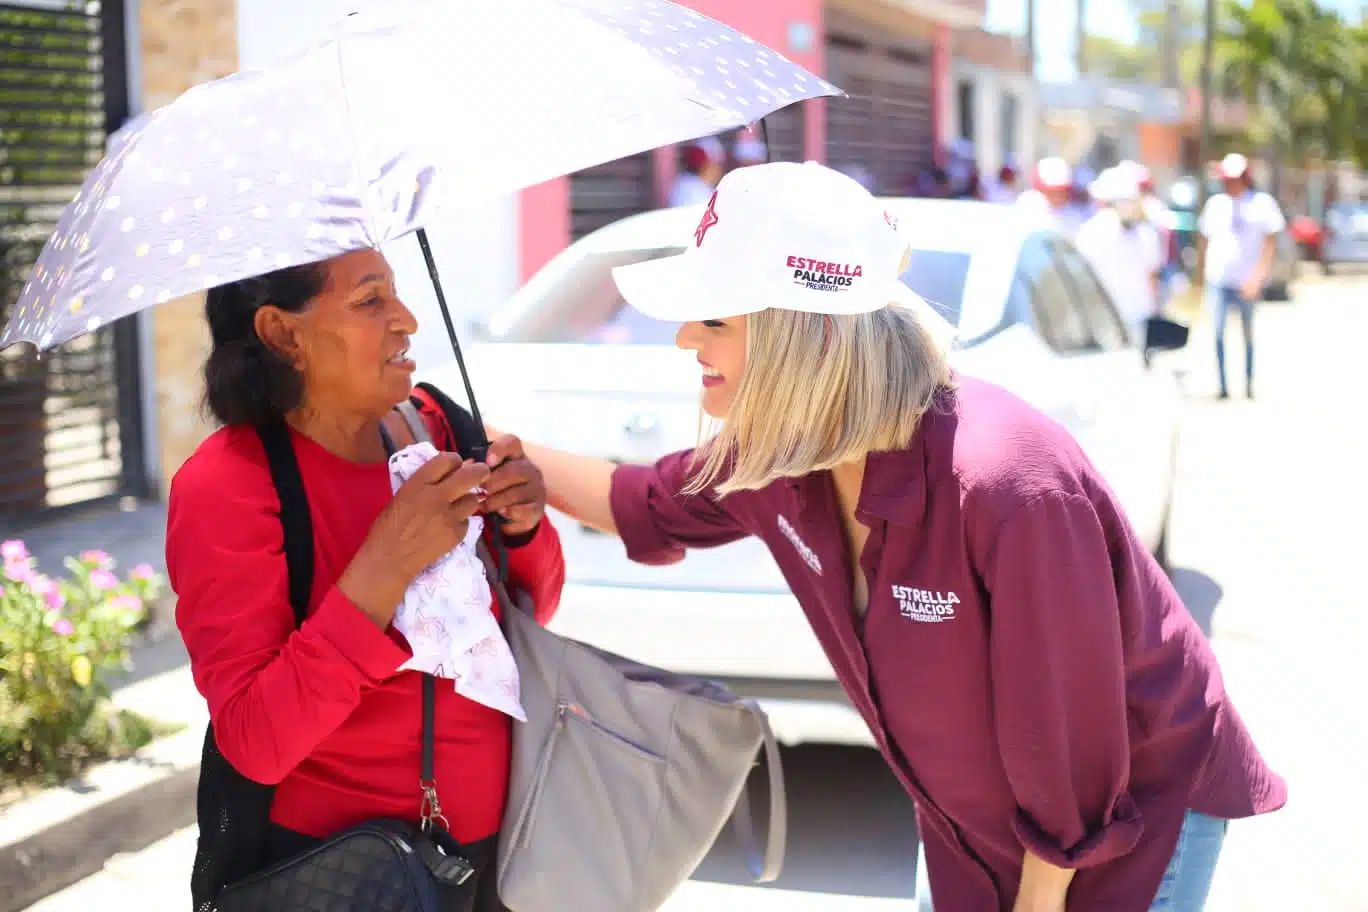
[1198,153,1286,399]
[984,158,1021,204]
[1016,158,1088,240]
[668,137,724,207]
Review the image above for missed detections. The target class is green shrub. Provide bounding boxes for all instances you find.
[1,540,170,784]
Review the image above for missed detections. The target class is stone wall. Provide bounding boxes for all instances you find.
[138,0,238,492]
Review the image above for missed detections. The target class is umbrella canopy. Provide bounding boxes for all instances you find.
[2,0,841,352]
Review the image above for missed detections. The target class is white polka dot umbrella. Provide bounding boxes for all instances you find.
[0,0,843,354]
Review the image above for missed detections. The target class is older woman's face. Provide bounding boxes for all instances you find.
[675,317,747,419]
[289,248,417,416]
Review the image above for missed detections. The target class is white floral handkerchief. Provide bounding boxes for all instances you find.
[388,442,525,721]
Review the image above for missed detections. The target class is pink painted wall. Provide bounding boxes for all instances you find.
[932,24,950,165]
[517,178,569,289]
[517,0,827,282]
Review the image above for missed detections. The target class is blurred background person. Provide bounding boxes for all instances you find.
[1068,163,1099,225]
[1127,160,1180,308]
[838,163,876,193]
[983,157,1021,204]
[668,136,725,207]
[945,138,979,199]
[911,164,953,198]
[1130,161,1171,228]
[1017,157,1087,239]
[731,125,768,170]
[1076,166,1164,361]
[1198,152,1286,400]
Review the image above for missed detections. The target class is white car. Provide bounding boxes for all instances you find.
[421,198,1185,749]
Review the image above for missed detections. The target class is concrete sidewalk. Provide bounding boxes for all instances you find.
[25,824,917,912]
[0,500,169,577]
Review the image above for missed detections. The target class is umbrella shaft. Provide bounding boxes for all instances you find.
[415,229,487,443]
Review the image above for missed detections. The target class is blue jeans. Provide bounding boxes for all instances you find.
[912,810,1228,911]
[1148,811,1228,910]
[1208,285,1255,395]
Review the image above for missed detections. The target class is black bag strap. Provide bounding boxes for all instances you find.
[255,423,314,626]
[413,382,509,584]
[255,420,443,831]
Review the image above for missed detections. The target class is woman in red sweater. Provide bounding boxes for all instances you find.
[167,248,564,911]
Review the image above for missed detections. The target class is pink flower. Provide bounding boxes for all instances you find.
[130,563,156,581]
[3,560,33,584]
[51,618,74,636]
[80,550,113,570]
[89,568,118,591]
[31,575,66,611]
[1,540,28,562]
[109,594,143,614]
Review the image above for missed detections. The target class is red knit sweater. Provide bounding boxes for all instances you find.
[168,395,564,841]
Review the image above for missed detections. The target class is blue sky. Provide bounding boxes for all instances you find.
[985,0,1365,81]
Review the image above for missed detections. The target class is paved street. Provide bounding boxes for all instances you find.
[22,272,1368,911]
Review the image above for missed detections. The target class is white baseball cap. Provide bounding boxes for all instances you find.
[1033,157,1072,190]
[1218,153,1250,180]
[612,161,917,322]
[1089,166,1141,203]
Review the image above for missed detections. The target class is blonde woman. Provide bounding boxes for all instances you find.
[486,162,1285,911]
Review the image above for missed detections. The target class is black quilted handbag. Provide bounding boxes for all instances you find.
[199,422,478,912]
[216,810,476,912]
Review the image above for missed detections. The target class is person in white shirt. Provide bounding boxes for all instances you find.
[1121,160,1176,307]
[1068,164,1099,227]
[1198,153,1286,399]
[1128,162,1172,229]
[668,137,724,207]
[1076,167,1164,360]
[1016,158,1088,240]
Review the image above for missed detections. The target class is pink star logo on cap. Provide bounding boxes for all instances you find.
[695,191,720,247]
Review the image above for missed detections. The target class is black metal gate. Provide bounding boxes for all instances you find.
[0,0,145,519]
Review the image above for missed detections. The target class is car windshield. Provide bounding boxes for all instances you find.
[483,244,970,344]
[898,249,970,327]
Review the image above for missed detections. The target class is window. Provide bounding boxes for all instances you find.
[899,249,972,328]
[1000,92,1019,165]
[957,80,975,145]
[1016,236,1092,352]
[1051,240,1131,351]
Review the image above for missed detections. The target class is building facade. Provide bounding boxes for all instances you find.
[1037,77,1185,186]
[947,28,1037,176]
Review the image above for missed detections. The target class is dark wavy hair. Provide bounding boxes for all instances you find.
[203,263,328,426]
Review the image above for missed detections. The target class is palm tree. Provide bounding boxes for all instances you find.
[1217,0,1360,177]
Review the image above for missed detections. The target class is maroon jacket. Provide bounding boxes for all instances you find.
[609,376,1285,910]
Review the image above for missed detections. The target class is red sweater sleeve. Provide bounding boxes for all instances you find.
[495,519,565,626]
[167,438,411,786]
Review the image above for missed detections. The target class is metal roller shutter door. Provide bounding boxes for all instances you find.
[569,151,655,243]
[825,31,935,195]
[0,0,143,517]
[758,102,806,163]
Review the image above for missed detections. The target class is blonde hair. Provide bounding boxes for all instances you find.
[685,303,952,496]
